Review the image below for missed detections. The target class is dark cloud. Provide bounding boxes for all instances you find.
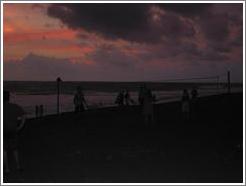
[47,3,242,53]
[200,13,229,42]
[31,3,45,9]
[47,4,151,42]
[157,3,212,17]
[45,3,243,80]
[47,3,199,43]
[199,49,229,61]
[154,11,196,39]
[48,4,148,30]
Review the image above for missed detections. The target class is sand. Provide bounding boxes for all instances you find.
[3,93,243,183]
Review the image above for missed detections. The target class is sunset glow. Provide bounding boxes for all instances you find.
[3,3,243,81]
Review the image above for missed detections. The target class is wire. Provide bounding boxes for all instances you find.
[149,75,220,82]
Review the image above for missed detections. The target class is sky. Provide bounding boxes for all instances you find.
[3,3,243,82]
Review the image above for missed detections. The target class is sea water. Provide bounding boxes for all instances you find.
[3,81,242,118]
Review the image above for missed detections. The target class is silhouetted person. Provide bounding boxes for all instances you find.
[74,86,87,112]
[115,90,124,107]
[138,86,145,106]
[191,87,198,119]
[124,89,134,106]
[191,87,198,100]
[182,89,190,120]
[35,105,39,118]
[39,105,44,117]
[143,88,154,126]
[3,91,26,173]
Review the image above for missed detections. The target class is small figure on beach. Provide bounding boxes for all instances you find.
[35,105,44,118]
[191,87,198,100]
[3,91,26,173]
[124,89,134,106]
[115,90,124,107]
[138,85,145,106]
[190,87,198,119]
[181,89,190,120]
[39,105,44,117]
[74,86,87,112]
[35,105,39,118]
[143,87,154,126]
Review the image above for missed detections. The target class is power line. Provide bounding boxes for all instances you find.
[148,73,229,83]
[150,76,219,82]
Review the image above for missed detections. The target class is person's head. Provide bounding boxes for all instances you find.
[4,91,10,103]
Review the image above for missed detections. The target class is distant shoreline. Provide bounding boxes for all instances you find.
[3,80,242,94]
[26,92,243,121]
[3,80,243,84]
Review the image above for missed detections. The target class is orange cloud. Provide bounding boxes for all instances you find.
[4,24,15,33]
[4,29,78,44]
[33,44,94,56]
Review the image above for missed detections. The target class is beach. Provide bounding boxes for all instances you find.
[4,93,243,183]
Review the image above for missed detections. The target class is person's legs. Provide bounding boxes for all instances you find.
[3,150,10,173]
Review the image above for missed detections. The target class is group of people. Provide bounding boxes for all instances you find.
[114,85,156,125]
[3,86,198,173]
[115,89,134,106]
[74,85,156,126]
[73,85,199,123]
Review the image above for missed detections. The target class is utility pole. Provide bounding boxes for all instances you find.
[227,71,231,94]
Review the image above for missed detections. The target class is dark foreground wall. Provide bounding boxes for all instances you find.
[4,93,243,183]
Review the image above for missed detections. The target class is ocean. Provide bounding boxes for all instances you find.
[3,81,242,118]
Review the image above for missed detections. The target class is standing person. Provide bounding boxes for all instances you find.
[138,86,144,106]
[115,90,124,107]
[190,87,198,119]
[73,86,87,112]
[3,91,26,173]
[191,87,198,100]
[181,89,190,120]
[39,105,44,117]
[35,105,39,118]
[143,88,154,126]
[124,89,134,106]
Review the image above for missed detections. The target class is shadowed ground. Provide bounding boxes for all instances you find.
[4,93,243,183]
